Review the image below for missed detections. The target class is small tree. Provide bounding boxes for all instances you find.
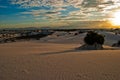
[84,31,104,45]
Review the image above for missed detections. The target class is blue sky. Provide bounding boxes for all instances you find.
[0,0,120,28]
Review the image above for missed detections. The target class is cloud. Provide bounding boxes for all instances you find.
[21,9,60,17]
[11,0,119,9]
[10,0,120,22]
[11,0,66,8]
[21,10,46,16]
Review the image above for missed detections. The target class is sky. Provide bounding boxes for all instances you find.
[0,0,120,28]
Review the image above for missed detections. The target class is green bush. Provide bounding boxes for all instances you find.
[84,31,104,45]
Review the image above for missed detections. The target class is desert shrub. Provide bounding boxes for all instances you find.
[84,31,104,45]
[95,34,104,45]
[118,40,120,45]
[74,33,78,35]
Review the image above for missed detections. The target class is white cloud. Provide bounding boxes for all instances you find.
[11,0,120,21]
[11,0,85,8]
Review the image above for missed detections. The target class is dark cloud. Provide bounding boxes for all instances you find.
[81,0,100,7]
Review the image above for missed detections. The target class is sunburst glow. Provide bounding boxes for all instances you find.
[110,11,120,26]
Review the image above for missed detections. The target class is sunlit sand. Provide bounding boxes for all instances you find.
[0,30,120,80]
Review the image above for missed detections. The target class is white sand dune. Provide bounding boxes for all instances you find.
[40,31,120,46]
[98,31,120,46]
[39,31,86,44]
[0,31,120,80]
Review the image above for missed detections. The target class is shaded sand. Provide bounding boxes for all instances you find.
[0,41,120,80]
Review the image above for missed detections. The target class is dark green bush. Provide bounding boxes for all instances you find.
[84,31,104,45]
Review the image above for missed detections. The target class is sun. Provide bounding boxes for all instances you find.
[110,11,120,26]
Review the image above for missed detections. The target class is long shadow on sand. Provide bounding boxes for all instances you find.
[35,47,120,56]
[37,48,87,56]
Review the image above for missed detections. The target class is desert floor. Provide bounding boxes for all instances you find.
[0,41,120,80]
[0,31,120,80]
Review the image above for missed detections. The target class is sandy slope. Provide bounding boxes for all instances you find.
[39,31,86,44]
[0,41,120,80]
[98,31,120,46]
[39,31,120,46]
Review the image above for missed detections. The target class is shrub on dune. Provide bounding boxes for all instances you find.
[84,31,104,45]
[78,31,105,50]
